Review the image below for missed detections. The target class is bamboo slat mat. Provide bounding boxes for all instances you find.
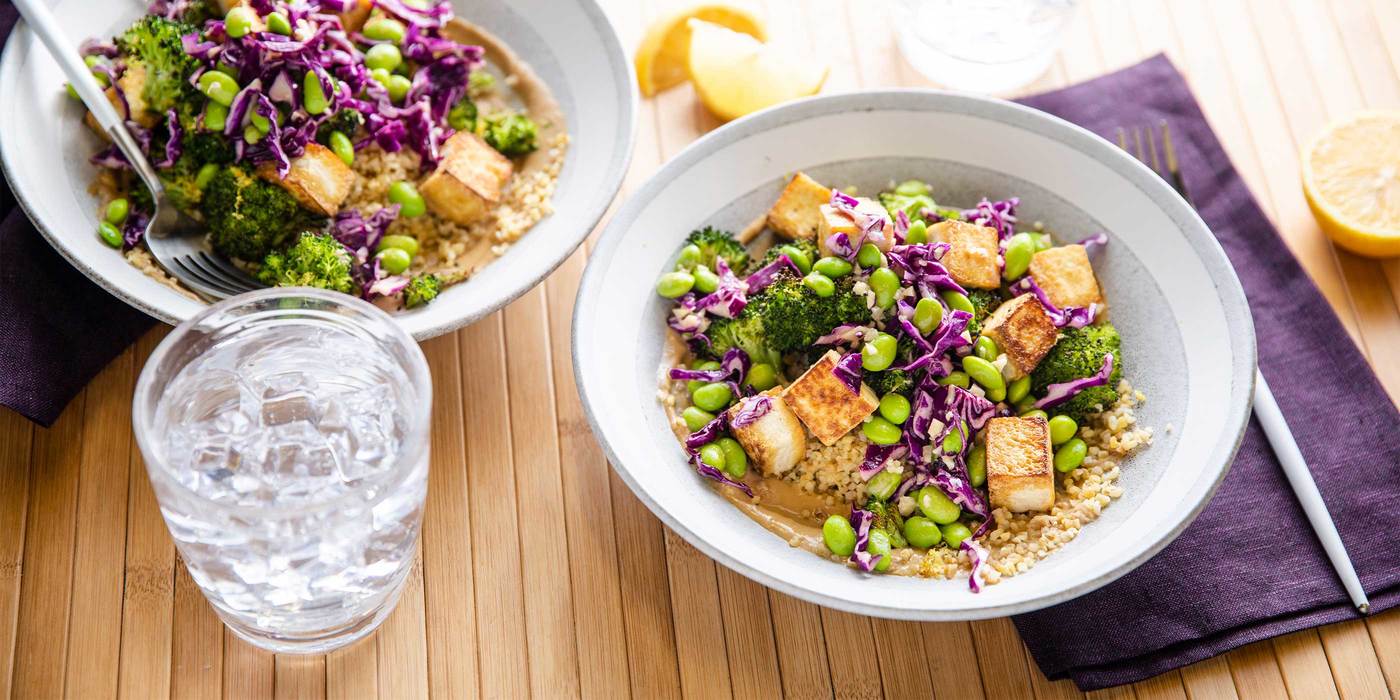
[3,0,1400,697]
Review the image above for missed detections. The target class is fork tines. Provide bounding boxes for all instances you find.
[1118,122,1192,205]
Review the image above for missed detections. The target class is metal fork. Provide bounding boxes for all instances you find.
[14,0,262,300]
[1119,121,1371,615]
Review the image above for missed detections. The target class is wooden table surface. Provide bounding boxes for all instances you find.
[3,0,1400,697]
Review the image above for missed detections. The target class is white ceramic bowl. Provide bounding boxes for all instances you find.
[574,91,1255,620]
[0,0,635,339]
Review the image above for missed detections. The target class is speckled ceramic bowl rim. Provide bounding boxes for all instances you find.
[574,89,1255,620]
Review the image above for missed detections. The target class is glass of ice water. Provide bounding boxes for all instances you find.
[133,288,431,654]
[893,0,1078,94]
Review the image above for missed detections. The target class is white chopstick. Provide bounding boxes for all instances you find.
[1252,370,1370,614]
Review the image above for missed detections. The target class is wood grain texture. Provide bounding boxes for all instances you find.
[2,1,1398,698]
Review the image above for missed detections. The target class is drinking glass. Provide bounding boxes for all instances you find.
[133,289,432,654]
[893,0,1078,94]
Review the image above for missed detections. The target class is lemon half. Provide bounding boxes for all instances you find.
[1301,111,1400,258]
[634,4,766,97]
[686,19,827,123]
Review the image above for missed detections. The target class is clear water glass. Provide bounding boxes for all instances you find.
[893,0,1078,95]
[133,289,432,654]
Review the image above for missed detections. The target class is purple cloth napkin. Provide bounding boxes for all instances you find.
[1011,55,1400,690]
[0,3,156,427]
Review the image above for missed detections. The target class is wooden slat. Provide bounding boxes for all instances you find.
[922,623,987,700]
[1133,672,1188,700]
[0,409,33,700]
[715,571,782,698]
[326,636,377,700]
[610,471,683,700]
[871,619,933,700]
[1364,609,1400,700]
[1180,656,1241,700]
[970,619,1035,699]
[375,554,429,700]
[170,564,224,700]
[767,591,834,700]
[1225,642,1288,700]
[1270,631,1340,700]
[663,533,733,699]
[274,655,326,700]
[1022,640,1082,700]
[1317,621,1391,700]
[820,609,881,700]
[223,633,274,700]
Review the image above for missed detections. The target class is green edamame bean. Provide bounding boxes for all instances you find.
[745,363,779,391]
[967,445,987,488]
[377,235,420,257]
[66,83,80,101]
[803,271,835,297]
[1048,415,1078,445]
[716,437,748,478]
[813,256,853,278]
[940,290,975,314]
[903,516,942,549]
[1020,408,1049,420]
[195,163,220,189]
[656,272,694,298]
[698,443,726,471]
[1002,232,1036,280]
[916,486,961,524]
[329,131,355,166]
[779,245,811,274]
[1031,232,1053,251]
[856,243,885,268]
[214,62,238,77]
[377,247,411,275]
[363,16,407,43]
[243,124,263,144]
[693,265,721,294]
[937,371,970,389]
[364,43,403,72]
[974,335,999,362]
[861,332,898,372]
[1012,395,1036,414]
[369,67,392,86]
[686,360,720,395]
[869,267,900,310]
[961,355,1006,402]
[1007,376,1031,404]
[97,221,123,248]
[302,71,329,115]
[388,181,426,218]
[867,530,892,572]
[104,198,129,225]
[692,383,733,413]
[906,219,928,245]
[675,244,702,270]
[1055,438,1087,473]
[682,406,716,432]
[861,416,902,445]
[204,100,229,131]
[940,522,972,549]
[942,423,964,454]
[86,57,110,86]
[250,110,272,134]
[823,515,857,556]
[878,393,911,425]
[197,70,240,107]
[866,470,902,502]
[265,11,292,35]
[224,6,257,38]
[387,74,412,102]
[913,297,943,335]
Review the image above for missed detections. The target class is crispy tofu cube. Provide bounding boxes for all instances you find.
[816,198,894,256]
[1028,244,1104,310]
[931,220,1000,289]
[420,130,514,225]
[766,172,831,240]
[257,143,355,217]
[986,417,1054,513]
[782,350,879,446]
[982,294,1059,378]
[727,389,807,476]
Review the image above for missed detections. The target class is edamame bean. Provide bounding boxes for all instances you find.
[243,124,263,143]
[363,17,407,43]
[693,265,721,294]
[961,355,1006,402]
[913,297,943,335]
[916,486,961,524]
[745,363,779,391]
[387,74,412,102]
[716,437,748,478]
[224,6,257,38]
[906,219,928,245]
[1012,395,1036,414]
[204,101,229,131]
[66,83,80,101]
[878,393,911,424]
[195,163,220,189]
[866,470,901,502]
[698,443,726,471]
[377,247,411,275]
[328,131,355,166]
[250,110,272,134]
[940,290,975,314]
[214,62,238,77]
[675,244,701,270]
[369,67,392,87]
[1007,376,1031,404]
[104,198,129,225]
[692,383,733,413]
[823,515,856,556]
[856,243,885,268]
[813,256,853,278]
[377,235,420,257]
[302,71,328,115]
[937,371,971,389]
[861,332,898,372]
[803,271,835,297]
[861,416,902,445]
[265,11,292,35]
[940,522,972,549]
[974,335,999,362]
[97,221,122,248]
[682,406,716,432]
[967,445,987,488]
[867,530,892,572]
[1031,232,1053,251]
[869,267,900,310]
[1048,415,1078,445]
[1054,438,1087,473]
[779,245,811,274]
[686,361,720,395]
[1002,232,1036,280]
[85,56,111,86]
[364,43,403,71]
[388,181,426,217]
[197,70,240,106]
[941,423,964,454]
[1020,408,1049,420]
[903,516,942,549]
[656,272,694,298]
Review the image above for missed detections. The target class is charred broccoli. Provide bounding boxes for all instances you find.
[964,288,1003,337]
[318,109,366,143]
[879,180,936,222]
[257,233,356,293]
[202,166,324,261]
[181,131,236,165]
[865,500,907,548]
[703,271,872,366]
[157,157,206,212]
[686,226,751,273]
[1031,322,1123,422]
[866,369,915,398]
[403,274,442,308]
[483,112,538,156]
[118,16,203,117]
[750,237,817,273]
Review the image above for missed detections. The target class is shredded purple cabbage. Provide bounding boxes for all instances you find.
[685,414,729,450]
[690,452,753,497]
[849,508,880,572]
[824,190,889,260]
[745,253,800,294]
[731,395,772,429]
[858,443,907,481]
[962,197,1019,241]
[693,259,749,319]
[814,324,876,347]
[886,242,964,300]
[1009,276,1100,328]
[832,352,863,395]
[897,309,971,373]
[963,538,990,593]
[1080,232,1109,255]
[1034,353,1115,410]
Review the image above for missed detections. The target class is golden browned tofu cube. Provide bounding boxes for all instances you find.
[931,220,1001,289]
[766,172,831,240]
[1028,244,1104,310]
[782,350,879,446]
[257,143,355,217]
[986,416,1054,512]
[982,294,1059,378]
[816,198,894,256]
[420,130,515,225]
[726,389,807,477]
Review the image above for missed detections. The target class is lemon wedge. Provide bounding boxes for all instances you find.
[635,4,767,97]
[686,19,827,122]
[1301,111,1400,258]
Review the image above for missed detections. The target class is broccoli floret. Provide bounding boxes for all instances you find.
[879,180,936,222]
[703,271,872,365]
[158,157,205,212]
[318,109,366,143]
[469,70,496,95]
[181,131,236,165]
[865,500,907,548]
[403,274,442,308]
[257,233,356,293]
[118,16,203,117]
[866,369,915,398]
[202,166,325,261]
[687,226,751,273]
[751,237,817,273]
[964,288,1003,337]
[1031,323,1123,423]
[483,112,538,156]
